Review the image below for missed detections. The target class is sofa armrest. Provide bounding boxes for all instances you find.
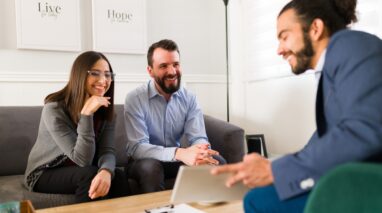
[203,115,245,163]
[305,163,382,213]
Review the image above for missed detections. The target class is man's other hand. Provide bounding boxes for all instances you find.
[175,143,219,166]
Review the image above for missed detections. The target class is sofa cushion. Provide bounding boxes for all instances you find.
[0,175,76,209]
[0,175,24,202]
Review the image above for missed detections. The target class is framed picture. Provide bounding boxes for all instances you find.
[92,0,147,54]
[246,134,268,158]
[15,0,81,51]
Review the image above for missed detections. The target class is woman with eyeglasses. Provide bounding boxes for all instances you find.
[24,51,130,203]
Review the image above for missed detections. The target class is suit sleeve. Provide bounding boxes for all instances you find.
[272,31,382,200]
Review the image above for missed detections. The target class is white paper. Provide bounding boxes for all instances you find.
[173,204,205,213]
[145,203,205,213]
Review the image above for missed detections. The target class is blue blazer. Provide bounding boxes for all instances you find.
[272,30,382,200]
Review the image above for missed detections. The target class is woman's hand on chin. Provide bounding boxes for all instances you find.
[81,95,111,115]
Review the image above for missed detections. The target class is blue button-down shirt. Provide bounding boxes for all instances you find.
[124,80,209,161]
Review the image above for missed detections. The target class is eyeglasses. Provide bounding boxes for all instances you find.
[87,70,115,81]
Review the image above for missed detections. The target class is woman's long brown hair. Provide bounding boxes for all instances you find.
[45,51,114,123]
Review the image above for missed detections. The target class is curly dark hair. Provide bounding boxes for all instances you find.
[279,0,358,35]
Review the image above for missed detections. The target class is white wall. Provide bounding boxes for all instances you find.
[227,0,314,156]
[3,0,381,156]
[0,0,228,120]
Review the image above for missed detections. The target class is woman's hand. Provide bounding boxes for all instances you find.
[81,96,110,116]
[88,169,112,199]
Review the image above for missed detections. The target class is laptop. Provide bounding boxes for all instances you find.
[170,165,249,203]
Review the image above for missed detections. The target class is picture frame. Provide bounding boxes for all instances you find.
[92,0,147,54]
[15,0,81,51]
[246,134,268,158]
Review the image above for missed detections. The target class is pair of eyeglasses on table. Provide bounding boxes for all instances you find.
[144,204,174,213]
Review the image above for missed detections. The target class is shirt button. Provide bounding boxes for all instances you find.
[300,178,315,190]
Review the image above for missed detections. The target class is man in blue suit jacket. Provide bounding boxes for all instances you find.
[212,0,382,212]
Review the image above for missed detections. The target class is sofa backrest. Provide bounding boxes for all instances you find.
[0,106,42,176]
[0,104,245,175]
[114,105,129,166]
[0,105,129,176]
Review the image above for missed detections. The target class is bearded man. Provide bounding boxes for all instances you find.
[124,39,225,193]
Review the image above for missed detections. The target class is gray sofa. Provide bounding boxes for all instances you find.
[0,105,245,209]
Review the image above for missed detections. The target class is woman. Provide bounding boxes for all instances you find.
[24,51,129,202]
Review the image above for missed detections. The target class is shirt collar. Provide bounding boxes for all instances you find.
[314,49,326,71]
[314,49,326,81]
[148,80,159,99]
[148,79,181,99]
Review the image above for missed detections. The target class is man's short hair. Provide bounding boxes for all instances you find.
[147,39,180,67]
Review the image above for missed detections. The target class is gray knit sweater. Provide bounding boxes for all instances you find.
[24,102,116,191]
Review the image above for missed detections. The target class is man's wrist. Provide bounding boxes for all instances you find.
[174,147,184,161]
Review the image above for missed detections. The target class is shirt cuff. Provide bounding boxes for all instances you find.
[163,147,178,162]
[191,139,210,146]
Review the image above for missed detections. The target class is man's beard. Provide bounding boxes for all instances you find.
[154,73,181,94]
[292,30,315,75]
